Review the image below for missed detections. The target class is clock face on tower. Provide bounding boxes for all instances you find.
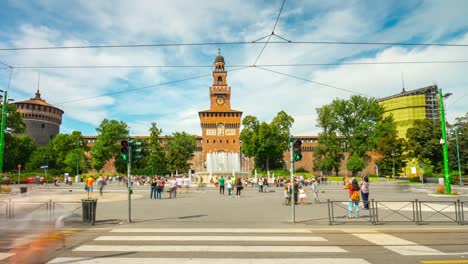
[216,95,226,106]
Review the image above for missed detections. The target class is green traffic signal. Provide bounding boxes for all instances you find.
[120,140,129,161]
[293,139,302,161]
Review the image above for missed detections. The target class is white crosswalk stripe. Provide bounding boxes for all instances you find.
[47,228,371,264]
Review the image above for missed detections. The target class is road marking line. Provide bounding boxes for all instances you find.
[421,260,468,264]
[48,257,370,264]
[352,233,416,245]
[353,233,468,256]
[95,236,327,242]
[73,245,347,253]
[110,228,314,233]
[421,259,468,264]
[0,253,15,260]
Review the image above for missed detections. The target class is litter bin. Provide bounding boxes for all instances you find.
[81,199,98,225]
[438,178,444,185]
[20,187,27,194]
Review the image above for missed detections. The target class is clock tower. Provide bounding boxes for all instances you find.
[199,52,243,164]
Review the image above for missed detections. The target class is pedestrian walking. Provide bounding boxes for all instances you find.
[53,176,60,187]
[96,176,106,196]
[235,177,243,197]
[345,178,360,218]
[156,177,164,199]
[219,176,225,195]
[311,179,320,203]
[360,176,370,210]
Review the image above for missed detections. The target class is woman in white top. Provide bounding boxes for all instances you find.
[227,178,233,197]
[298,186,307,204]
[360,176,370,210]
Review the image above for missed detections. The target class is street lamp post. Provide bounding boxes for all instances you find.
[43,155,51,184]
[453,127,463,186]
[391,151,395,179]
[439,89,451,194]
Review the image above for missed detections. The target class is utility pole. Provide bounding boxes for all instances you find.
[438,89,451,194]
[391,151,395,179]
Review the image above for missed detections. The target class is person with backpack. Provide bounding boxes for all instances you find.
[345,178,360,218]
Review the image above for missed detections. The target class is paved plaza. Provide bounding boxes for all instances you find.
[0,182,467,263]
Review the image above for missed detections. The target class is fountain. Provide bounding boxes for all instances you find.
[196,152,249,183]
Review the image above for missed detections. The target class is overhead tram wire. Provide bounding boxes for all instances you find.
[54,66,251,105]
[255,66,367,96]
[252,0,286,66]
[8,60,468,70]
[1,40,468,51]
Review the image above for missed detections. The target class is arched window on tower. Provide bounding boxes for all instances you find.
[217,76,222,85]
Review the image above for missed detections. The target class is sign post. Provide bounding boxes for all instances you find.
[17,164,21,184]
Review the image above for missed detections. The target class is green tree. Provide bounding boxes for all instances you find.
[2,103,31,171]
[406,119,443,172]
[347,154,366,174]
[375,130,408,177]
[448,112,467,175]
[315,95,394,175]
[3,134,36,171]
[165,132,196,173]
[240,111,294,170]
[314,104,342,175]
[91,119,129,171]
[143,122,167,175]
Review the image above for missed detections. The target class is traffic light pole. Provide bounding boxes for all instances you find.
[127,140,132,223]
[289,137,295,223]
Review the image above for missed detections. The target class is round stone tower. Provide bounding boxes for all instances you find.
[14,89,64,146]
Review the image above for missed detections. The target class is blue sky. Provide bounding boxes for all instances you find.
[0,0,467,136]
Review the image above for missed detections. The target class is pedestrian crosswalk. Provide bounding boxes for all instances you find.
[46,228,371,264]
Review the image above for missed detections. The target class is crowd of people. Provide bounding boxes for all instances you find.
[81,173,370,219]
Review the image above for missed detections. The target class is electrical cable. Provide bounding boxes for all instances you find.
[7,60,468,70]
[54,66,251,105]
[1,40,467,51]
[255,66,367,96]
[252,0,286,65]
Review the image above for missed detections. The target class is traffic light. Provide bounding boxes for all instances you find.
[132,141,143,160]
[120,140,129,161]
[293,139,302,161]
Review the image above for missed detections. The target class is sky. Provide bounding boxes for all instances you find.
[0,0,467,137]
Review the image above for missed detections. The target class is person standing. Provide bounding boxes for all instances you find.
[219,176,225,195]
[150,177,157,199]
[85,176,95,199]
[311,178,320,203]
[258,177,263,193]
[227,177,233,197]
[360,176,370,210]
[298,186,307,205]
[169,176,177,199]
[345,178,360,218]
[235,177,243,197]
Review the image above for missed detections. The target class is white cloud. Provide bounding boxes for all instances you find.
[0,0,467,137]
